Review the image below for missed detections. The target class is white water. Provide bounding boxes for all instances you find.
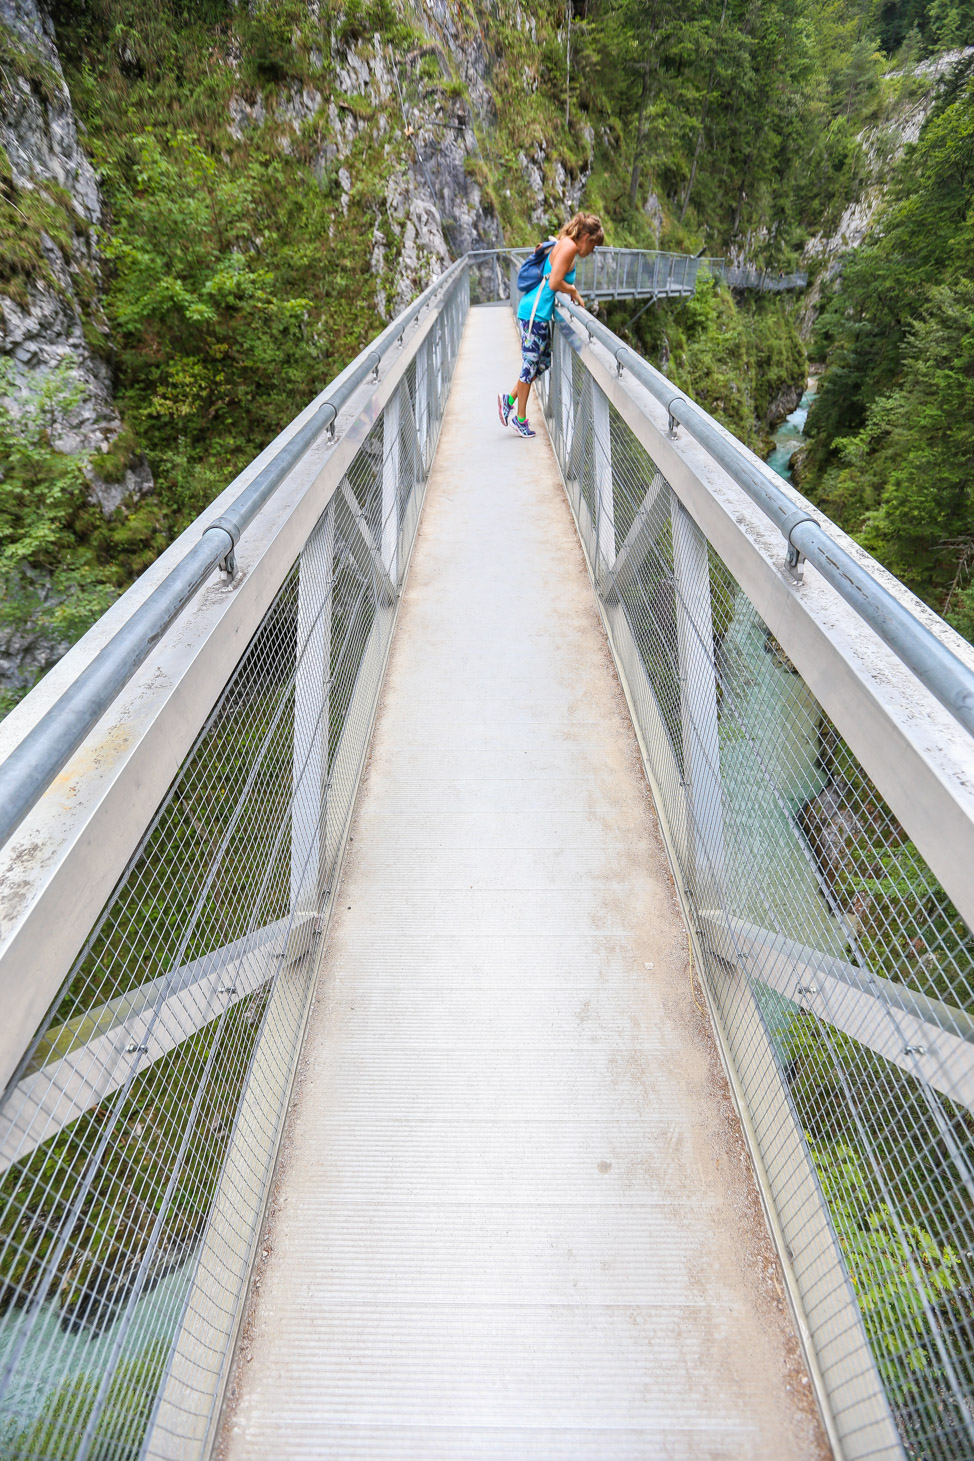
[766,382,816,481]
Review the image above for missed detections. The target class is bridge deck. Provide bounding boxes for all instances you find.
[220,308,826,1459]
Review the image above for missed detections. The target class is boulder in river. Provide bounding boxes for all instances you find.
[798,780,866,901]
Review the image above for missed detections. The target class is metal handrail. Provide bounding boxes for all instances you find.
[0,258,469,849]
[557,298,974,738]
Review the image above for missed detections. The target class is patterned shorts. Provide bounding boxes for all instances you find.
[518,318,552,384]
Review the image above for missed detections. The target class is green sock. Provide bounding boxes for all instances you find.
[508,394,516,405]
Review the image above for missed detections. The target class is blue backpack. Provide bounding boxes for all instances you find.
[517,239,556,293]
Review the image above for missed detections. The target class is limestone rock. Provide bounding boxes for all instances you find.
[0,568,73,701]
[0,0,153,699]
[0,0,148,486]
[798,46,974,335]
[0,0,99,220]
[798,782,865,899]
[765,381,803,430]
[643,190,663,241]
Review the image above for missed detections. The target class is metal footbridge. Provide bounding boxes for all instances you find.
[0,258,971,1461]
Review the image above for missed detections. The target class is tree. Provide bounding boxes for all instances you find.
[801,69,974,626]
[837,281,974,606]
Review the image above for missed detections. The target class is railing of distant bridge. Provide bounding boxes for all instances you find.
[573,246,701,298]
[715,263,810,290]
[489,247,807,302]
[518,273,974,1461]
[0,251,969,1461]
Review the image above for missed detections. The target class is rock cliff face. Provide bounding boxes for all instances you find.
[764,381,803,431]
[0,0,150,500]
[328,37,464,314]
[418,0,590,228]
[797,46,974,336]
[0,0,592,707]
[803,49,973,273]
[0,0,154,701]
[226,41,458,319]
[227,5,591,317]
[1,0,98,216]
[2,0,590,428]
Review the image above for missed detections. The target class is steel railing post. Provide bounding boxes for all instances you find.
[435,320,443,409]
[290,504,334,939]
[547,320,562,451]
[593,380,615,577]
[670,498,726,901]
[416,334,430,472]
[382,382,401,587]
[559,326,575,472]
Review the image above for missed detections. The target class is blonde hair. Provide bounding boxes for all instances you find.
[559,211,605,247]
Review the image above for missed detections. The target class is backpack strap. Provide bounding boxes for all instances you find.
[526,240,556,332]
[526,278,545,332]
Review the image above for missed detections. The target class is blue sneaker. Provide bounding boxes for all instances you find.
[497,392,514,427]
[511,415,536,438]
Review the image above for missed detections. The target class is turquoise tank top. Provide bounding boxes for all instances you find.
[517,251,576,324]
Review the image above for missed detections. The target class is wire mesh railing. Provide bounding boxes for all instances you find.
[534,298,974,1460]
[0,266,469,1460]
[715,263,809,291]
[573,247,701,299]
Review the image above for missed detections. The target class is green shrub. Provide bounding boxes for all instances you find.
[812,1139,959,1405]
[0,358,163,707]
[0,1341,167,1460]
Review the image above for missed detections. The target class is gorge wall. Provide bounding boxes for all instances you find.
[2,0,970,704]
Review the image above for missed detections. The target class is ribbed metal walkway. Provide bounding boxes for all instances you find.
[219,308,826,1459]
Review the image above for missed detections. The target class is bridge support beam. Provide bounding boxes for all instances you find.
[433,316,444,415]
[601,468,666,604]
